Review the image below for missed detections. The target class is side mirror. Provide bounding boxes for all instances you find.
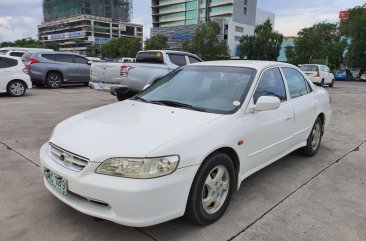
[87,61,92,65]
[143,84,150,90]
[255,96,280,111]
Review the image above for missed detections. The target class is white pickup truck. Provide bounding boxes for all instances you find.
[89,50,202,100]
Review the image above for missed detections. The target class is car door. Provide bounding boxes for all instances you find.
[0,57,7,91]
[281,67,318,145]
[72,56,90,81]
[55,54,79,82]
[0,57,18,92]
[244,67,295,172]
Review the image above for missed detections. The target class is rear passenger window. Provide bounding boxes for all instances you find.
[0,57,17,68]
[282,68,309,99]
[10,52,24,57]
[56,55,73,63]
[168,54,187,66]
[42,54,57,61]
[72,56,88,64]
[253,67,287,103]
[188,56,200,64]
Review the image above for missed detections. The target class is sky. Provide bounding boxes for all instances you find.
[0,0,365,43]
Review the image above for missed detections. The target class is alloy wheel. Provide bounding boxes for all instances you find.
[202,165,230,214]
[10,82,25,96]
[311,122,321,150]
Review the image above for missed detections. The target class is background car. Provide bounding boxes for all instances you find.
[334,69,353,81]
[28,52,91,88]
[357,68,366,81]
[0,56,32,97]
[0,47,54,58]
[300,64,335,87]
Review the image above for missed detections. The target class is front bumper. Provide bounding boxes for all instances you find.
[40,143,198,227]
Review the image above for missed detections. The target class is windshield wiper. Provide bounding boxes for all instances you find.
[149,100,208,112]
[131,96,148,103]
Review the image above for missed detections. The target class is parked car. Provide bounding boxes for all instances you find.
[357,68,366,81]
[334,69,353,81]
[0,56,32,97]
[299,64,335,87]
[40,61,332,227]
[89,50,202,100]
[0,47,54,58]
[28,52,91,88]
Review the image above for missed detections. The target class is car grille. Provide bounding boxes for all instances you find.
[49,143,89,171]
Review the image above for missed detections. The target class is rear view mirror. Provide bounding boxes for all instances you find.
[255,96,280,111]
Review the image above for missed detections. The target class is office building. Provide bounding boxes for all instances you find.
[38,0,143,56]
[151,0,275,57]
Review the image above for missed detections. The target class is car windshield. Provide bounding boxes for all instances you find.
[300,65,318,71]
[135,66,256,114]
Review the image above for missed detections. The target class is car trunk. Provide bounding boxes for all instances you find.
[301,65,319,77]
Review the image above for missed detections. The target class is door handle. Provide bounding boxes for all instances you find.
[285,116,293,121]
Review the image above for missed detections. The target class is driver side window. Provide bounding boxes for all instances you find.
[253,67,287,104]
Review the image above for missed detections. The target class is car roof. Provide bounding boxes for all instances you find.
[190,60,295,70]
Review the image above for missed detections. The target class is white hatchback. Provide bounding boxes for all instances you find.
[300,64,335,87]
[0,56,32,97]
[40,61,332,227]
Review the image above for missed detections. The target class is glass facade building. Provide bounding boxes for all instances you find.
[152,0,236,28]
[43,0,132,22]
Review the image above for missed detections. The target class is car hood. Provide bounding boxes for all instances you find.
[50,100,222,162]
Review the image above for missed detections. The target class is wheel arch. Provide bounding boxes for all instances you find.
[317,112,325,135]
[7,79,29,89]
[46,70,64,80]
[202,147,241,191]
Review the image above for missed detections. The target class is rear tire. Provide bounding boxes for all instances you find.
[329,79,334,87]
[184,152,235,225]
[46,72,63,89]
[7,80,26,97]
[300,117,323,157]
[320,79,325,87]
[83,82,89,87]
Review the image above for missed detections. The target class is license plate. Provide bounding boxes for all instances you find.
[44,169,67,195]
[101,83,112,89]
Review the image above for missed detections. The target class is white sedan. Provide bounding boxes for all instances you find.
[0,56,32,97]
[40,61,332,227]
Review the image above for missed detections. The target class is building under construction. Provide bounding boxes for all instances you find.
[39,0,142,56]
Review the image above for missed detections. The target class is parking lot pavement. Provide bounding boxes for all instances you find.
[1,82,366,241]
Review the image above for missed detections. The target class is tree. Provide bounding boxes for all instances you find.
[0,38,59,50]
[340,7,366,67]
[144,34,169,50]
[286,22,347,67]
[239,20,283,60]
[182,22,230,61]
[101,37,142,59]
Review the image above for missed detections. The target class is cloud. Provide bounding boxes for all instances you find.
[0,17,40,42]
[258,0,365,36]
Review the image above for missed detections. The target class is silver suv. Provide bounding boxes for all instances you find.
[28,52,90,88]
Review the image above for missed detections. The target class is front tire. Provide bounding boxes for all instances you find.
[46,72,63,88]
[185,153,235,225]
[300,117,323,157]
[7,80,26,97]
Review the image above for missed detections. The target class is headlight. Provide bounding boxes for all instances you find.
[95,155,179,179]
